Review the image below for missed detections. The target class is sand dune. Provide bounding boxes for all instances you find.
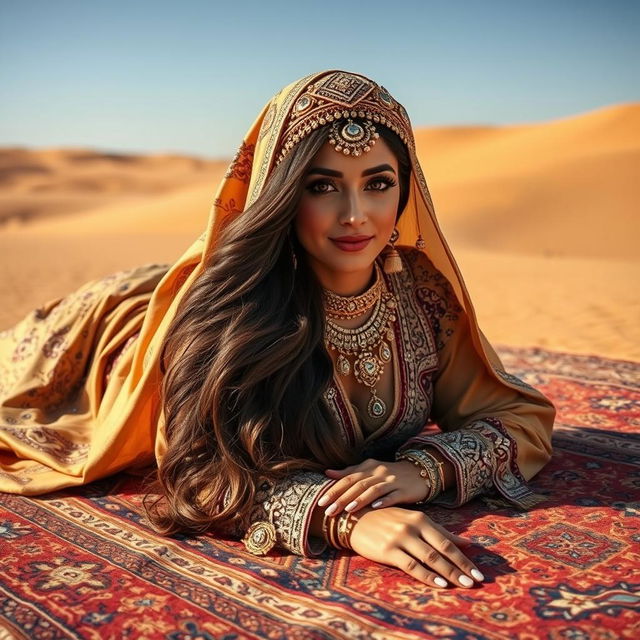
[1,102,638,361]
[415,103,640,260]
[0,147,228,227]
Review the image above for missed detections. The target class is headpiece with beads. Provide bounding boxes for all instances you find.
[274,71,413,166]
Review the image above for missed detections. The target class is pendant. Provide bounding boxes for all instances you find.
[379,341,391,363]
[354,351,381,387]
[337,354,351,376]
[367,389,386,419]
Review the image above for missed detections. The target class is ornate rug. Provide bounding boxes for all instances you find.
[1,346,638,639]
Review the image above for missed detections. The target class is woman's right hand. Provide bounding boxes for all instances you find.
[348,506,484,588]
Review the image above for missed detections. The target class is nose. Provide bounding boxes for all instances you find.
[339,189,367,226]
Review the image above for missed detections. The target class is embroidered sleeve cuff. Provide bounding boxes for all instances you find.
[241,471,335,557]
[397,417,546,510]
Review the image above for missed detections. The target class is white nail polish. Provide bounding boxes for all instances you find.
[434,576,448,587]
[371,500,383,508]
[325,504,338,516]
[345,500,358,511]
[470,568,485,582]
[459,575,474,587]
[317,495,329,507]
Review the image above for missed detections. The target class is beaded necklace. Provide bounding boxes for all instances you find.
[323,263,397,419]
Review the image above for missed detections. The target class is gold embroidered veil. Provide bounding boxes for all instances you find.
[0,70,553,494]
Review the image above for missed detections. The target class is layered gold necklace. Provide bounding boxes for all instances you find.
[323,263,397,419]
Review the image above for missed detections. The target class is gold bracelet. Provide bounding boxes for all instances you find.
[321,509,331,545]
[427,452,447,490]
[396,451,443,503]
[327,512,341,549]
[336,511,356,550]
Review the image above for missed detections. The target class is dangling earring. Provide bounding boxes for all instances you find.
[412,180,426,250]
[383,228,403,274]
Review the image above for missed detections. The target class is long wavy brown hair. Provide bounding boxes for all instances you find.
[142,121,411,536]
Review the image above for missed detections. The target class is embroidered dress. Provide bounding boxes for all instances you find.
[0,69,555,558]
[231,246,554,556]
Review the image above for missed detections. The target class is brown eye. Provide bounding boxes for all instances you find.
[367,176,398,191]
[306,180,336,194]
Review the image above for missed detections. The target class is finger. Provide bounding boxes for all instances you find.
[401,535,476,588]
[451,534,474,546]
[367,488,406,510]
[390,549,451,589]
[429,520,476,546]
[417,523,484,586]
[316,472,367,508]
[320,477,383,516]
[342,483,398,513]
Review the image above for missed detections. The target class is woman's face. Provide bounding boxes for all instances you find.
[295,135,401,293]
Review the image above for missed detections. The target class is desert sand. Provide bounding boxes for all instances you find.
[1,102,638,361]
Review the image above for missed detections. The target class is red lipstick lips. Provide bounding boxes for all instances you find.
[330,235,373,252]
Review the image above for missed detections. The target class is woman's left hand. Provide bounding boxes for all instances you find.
[318,458,429,516]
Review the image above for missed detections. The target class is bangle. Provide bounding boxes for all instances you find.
[322,509,355,550]
[323,510,340,549]
[336,511,356,550]
[429,451,447,490]
[396,450,444,504]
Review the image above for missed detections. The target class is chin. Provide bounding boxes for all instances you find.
[329,250,379,273]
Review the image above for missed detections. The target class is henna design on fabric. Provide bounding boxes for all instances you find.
[403,248,463,351]
[224,141,255,184]
[0,424,89,464]
[212,198,243,216]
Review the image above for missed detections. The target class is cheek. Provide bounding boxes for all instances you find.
[374,200,399,234]
[295,200,331,247]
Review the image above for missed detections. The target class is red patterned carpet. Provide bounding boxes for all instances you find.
[1,346,638,639]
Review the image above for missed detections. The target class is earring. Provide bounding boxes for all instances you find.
[383,228,403,274]
[412,182,426,250]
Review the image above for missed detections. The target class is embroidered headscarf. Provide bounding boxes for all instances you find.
[0,70,552,493]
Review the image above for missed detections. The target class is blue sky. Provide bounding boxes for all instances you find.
[0,0,638,158]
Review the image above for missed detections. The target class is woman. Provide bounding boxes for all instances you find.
[0,70,555,590]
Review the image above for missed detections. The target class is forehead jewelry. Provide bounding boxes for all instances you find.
[273,71,426,251]
[274,71,411,167]
[328,118,379,157]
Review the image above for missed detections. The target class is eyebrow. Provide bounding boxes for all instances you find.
[306,163,396,178]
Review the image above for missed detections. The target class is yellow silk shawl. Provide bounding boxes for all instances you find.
[0,69,555,495]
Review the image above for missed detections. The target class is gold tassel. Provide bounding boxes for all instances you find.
[383,246,403,273]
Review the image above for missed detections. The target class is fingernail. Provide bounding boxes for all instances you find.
[317,495,329,507]
[434,576,448,588]
[459,575,474,587]
[345,500,358,512]
[325,503,338,516]
[470,569,485,582]
[371,500,383,508]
